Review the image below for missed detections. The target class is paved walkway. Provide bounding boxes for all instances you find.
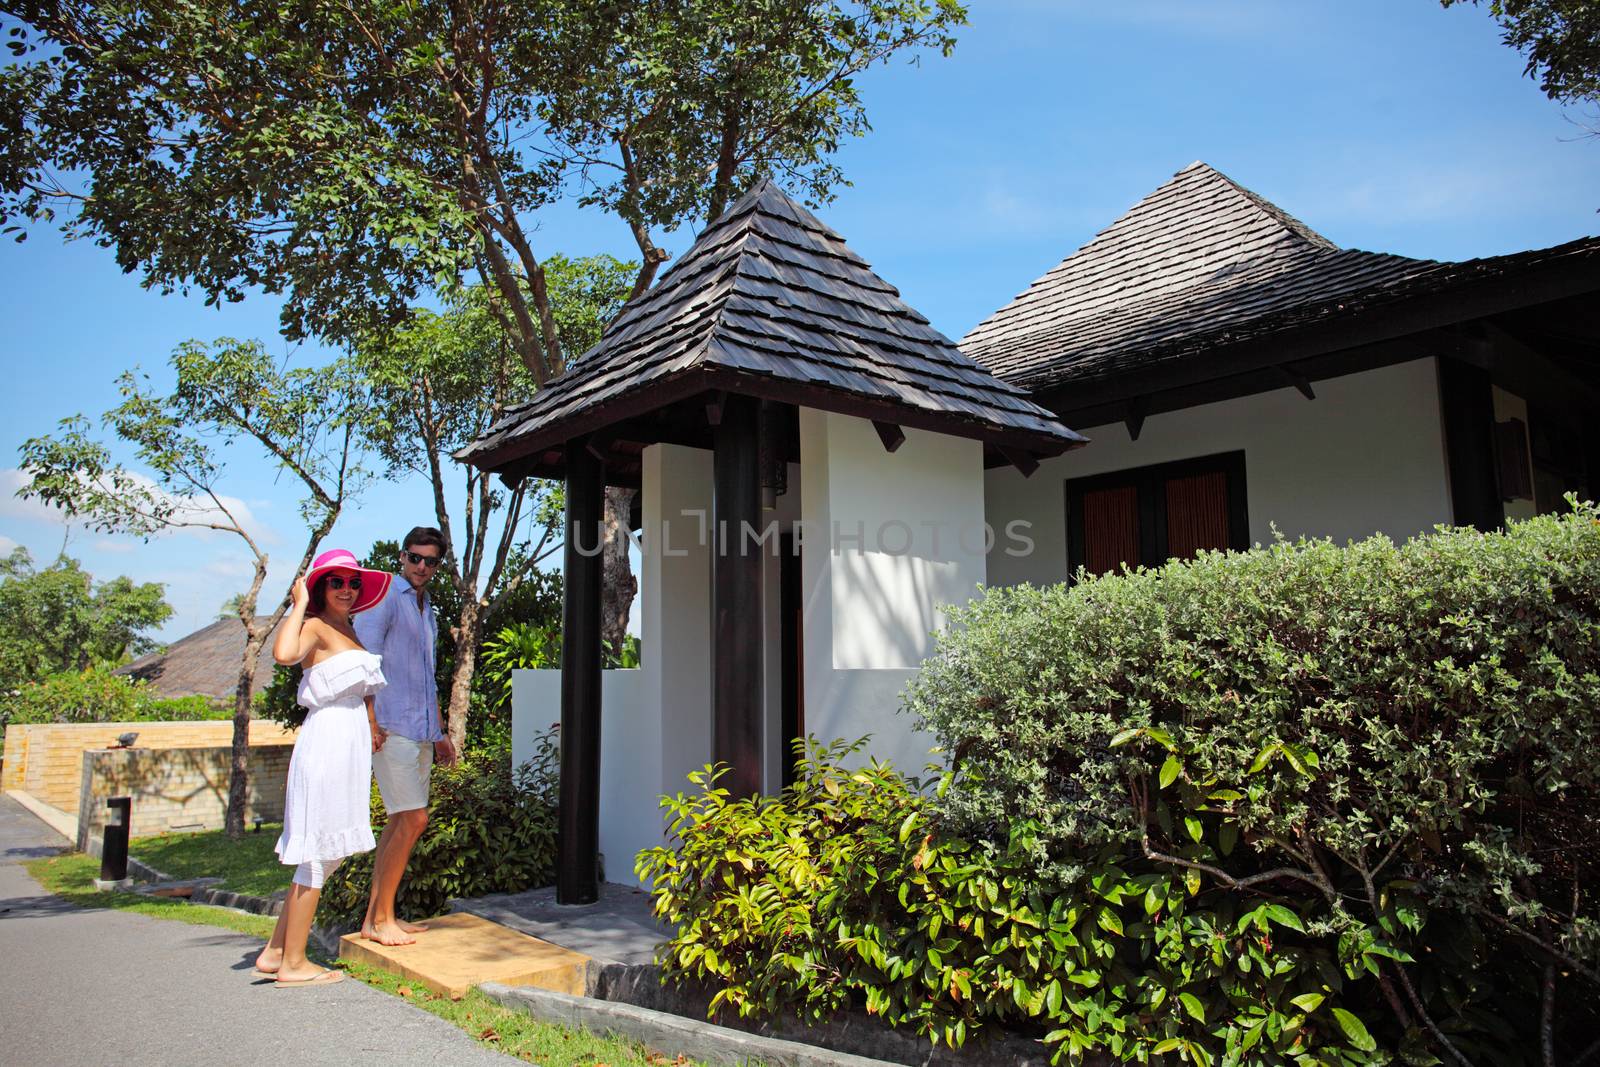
[0,794,516,1067]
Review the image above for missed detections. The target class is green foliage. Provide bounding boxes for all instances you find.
[0,548,172,685]
[6,665,229,729]
[0,0,967,383]
[644,741,1392,1065]
[648,511,1600,1064]
[1444,0,1600,104]
[316,738,559,929]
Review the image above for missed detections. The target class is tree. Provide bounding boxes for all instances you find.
[0,547,172,683]
[357,253,632,751]
[216,592,247,621]
[18,339,368,837]
[1444,1,1600,105]
[0,0,969,658]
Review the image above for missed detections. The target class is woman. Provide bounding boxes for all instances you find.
[253,548,392,988]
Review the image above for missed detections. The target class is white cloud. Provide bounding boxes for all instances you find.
[0,467,277,546]
[0,534,17,555]
[92,537,136,554]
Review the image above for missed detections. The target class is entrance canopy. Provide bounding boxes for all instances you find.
[456,179,1084,482]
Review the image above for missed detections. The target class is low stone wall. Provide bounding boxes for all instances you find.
[76,741,293,849]
[1,720,294,814]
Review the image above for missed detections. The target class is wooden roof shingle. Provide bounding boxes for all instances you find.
[961,161,1600,396]
[458,179,1084,473]
[116,616,283,701]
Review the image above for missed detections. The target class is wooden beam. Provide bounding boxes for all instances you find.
[1277,365,1316,400]
[1124,397,1148,441]
[872,420,905,453]
[712,395,763,799]
[556,437,604,905]
[704,391,726,427]
[1001,448,1040,478]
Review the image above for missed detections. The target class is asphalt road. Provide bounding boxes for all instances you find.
[0,793,516,1067]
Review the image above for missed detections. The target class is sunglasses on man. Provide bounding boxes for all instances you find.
[402,550,443,568]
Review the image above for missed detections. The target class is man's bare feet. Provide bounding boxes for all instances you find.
[362,919,417,946]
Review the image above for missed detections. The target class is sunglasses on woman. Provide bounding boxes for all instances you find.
[325,575,363,590]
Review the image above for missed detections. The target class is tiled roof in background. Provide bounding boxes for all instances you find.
[116,617,282,701]
[960,161,1600,393]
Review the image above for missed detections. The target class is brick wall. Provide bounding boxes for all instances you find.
[76,743,294,849]
[1,720,295,813]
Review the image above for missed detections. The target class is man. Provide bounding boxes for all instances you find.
[354,526,457,946]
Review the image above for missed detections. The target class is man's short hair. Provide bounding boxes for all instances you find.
[402,526,448,555]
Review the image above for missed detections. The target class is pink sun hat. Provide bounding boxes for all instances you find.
[304,548,393,615]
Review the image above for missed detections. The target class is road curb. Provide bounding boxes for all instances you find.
[480,982,898,1067]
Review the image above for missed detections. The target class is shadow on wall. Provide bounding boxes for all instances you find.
[75,743,292,850]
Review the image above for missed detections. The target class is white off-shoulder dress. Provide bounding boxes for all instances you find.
[274,649,385,866]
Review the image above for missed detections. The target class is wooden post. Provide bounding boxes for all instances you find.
[712,394,764,798]
[558,437,604,904]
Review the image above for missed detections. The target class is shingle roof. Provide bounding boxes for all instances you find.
[459,179,1084,472]
[961,161,1600,394]
[116,617,282,701]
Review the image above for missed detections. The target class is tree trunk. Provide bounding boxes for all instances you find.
[601,487,637,659]
[225,627,267,839]
[445,597,482,754]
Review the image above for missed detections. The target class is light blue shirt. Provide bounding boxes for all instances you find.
[354,581,442,742]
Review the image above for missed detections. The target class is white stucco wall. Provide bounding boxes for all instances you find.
[985,357,1456,588]
[799,409,986,772]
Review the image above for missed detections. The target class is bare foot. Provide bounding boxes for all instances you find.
[253,947,283,976]
[397,919,429,934]
[362,920,417,946]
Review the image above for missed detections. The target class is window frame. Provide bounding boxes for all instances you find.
[1064,450,1249,580]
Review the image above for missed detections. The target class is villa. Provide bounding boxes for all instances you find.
[457,163,1600,898]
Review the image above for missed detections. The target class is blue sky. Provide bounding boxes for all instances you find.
[2,0,1596,642]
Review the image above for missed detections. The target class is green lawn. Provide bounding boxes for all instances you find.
[26,849,720,1067]
[132,822,288,897]
[26,852,280,939]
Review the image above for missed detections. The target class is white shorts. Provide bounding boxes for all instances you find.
[372,733,434,814]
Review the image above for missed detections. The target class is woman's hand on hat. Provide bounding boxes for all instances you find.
[290,576,310,611]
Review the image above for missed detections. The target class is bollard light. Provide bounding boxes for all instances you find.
[100,796,131,883]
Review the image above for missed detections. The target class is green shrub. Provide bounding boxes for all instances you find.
[646,510,1600,1065]
[644,740,1413,1066]
[316,735,559,928]
[5,665,231,729]
[901,506,1600,1062]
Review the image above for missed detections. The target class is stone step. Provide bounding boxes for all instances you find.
[338,911,592,1000]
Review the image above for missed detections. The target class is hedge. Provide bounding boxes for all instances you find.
[4,664,229,730]
[644,507,1600,1065]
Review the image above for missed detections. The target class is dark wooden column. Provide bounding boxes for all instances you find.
[712,394,764,798]
[557,437,604,904]
[1438,356,1504,532]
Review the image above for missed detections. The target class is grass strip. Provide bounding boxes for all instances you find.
[27,850,717,1067]
[341,960,712,1066]
[130,822,288,897]
[26,852,279,939]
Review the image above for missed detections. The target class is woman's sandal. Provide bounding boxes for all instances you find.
[273,970,346,988]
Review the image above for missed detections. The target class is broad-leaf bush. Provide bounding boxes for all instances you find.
[5,665,230,729]
[645,509,1600,1064]
[316,735,558,928]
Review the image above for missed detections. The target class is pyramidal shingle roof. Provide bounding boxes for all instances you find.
[459,179,1084,472]
[962,162,1429,390]
[961,161,1600,396]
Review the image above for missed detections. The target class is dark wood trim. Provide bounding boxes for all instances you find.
[1436,358,1504,531]
[712,395,764,799]
[779,532,803,791]
[1063,450,1249,582]
[872,420,906,453]
[556,436,605,905]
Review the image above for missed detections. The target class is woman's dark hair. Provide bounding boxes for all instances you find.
[403,526,448,555]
